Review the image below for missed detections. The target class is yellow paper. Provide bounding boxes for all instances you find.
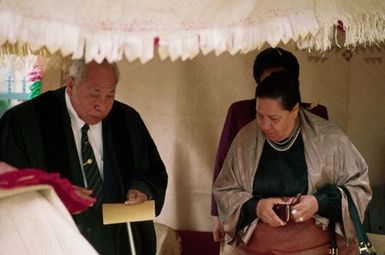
[102,200,155,225]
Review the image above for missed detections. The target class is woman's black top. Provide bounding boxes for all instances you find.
[237,134,342,230]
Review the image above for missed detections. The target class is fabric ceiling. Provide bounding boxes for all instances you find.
[1,0,385,63]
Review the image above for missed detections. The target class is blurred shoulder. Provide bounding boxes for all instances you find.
[301,109,347,144]
[231,119,259,146]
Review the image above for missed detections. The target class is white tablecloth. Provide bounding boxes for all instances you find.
[0,185,98,255]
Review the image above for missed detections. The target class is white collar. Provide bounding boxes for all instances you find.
[65,89,85,130]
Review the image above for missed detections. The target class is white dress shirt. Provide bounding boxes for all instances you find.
[65,90,104,187]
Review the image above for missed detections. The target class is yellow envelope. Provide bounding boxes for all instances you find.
[102,200,155,225]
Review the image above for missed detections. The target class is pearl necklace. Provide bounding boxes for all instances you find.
[266,120,301,152]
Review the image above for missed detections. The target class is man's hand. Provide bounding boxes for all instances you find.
[72,185,97,214]
[0,161,17,174]
[212,216,225,242]
[124,189,148,205]
[73,185,94,201]
[256,197,287,227]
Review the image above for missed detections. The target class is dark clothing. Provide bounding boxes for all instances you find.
[0,87,168,255]
[212,99,329,216]
[238,135,342,230]
[254,135,308,198]
[238,135,308,230]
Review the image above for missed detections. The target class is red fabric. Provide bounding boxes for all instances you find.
[176,230,219,255]
[0,169,95,214]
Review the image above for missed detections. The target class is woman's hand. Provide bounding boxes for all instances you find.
[256,197,287,227]
[290,195,319,223]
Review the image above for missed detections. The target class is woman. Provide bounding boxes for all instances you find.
[213,71,371,254]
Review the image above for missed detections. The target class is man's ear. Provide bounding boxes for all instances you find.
[66,76,74,93]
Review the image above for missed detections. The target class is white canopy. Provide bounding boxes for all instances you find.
[1,0,385,63]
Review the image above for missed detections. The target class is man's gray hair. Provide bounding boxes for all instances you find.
[68,59,120,85]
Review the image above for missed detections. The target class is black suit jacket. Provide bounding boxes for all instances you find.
[0,87,168,255]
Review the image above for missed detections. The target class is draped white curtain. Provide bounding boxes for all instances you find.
[1,0,385,62]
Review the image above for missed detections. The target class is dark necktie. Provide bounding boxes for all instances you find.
[81,124,104,207]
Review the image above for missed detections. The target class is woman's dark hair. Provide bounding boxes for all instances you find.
[255,71,301,111]
[253,47,299,84]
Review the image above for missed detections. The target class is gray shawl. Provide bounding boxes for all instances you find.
[213,109,372,245]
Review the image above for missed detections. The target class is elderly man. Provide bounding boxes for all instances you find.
[0,60,168,255]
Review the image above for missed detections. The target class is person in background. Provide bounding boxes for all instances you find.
[0,59,168,255]
[211,47,328,246]
[213,71,371,254]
